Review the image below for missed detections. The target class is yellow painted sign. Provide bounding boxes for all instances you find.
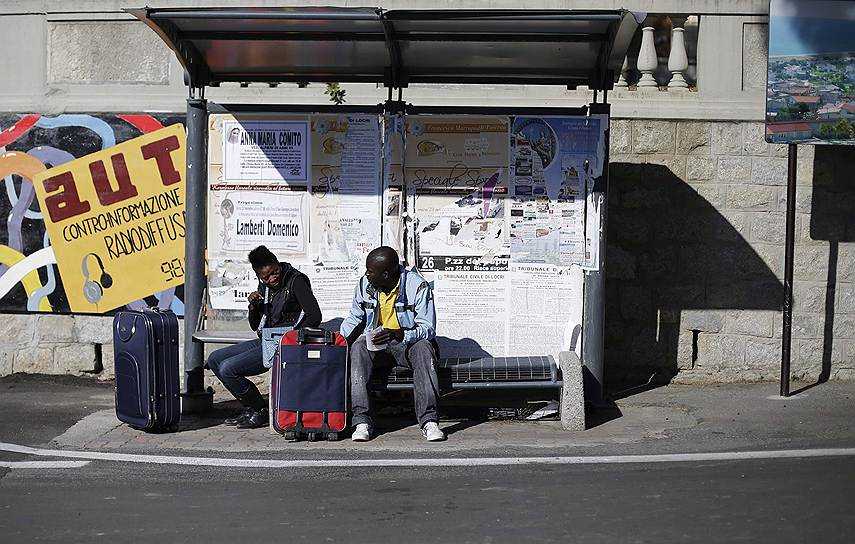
[32,125,187,313]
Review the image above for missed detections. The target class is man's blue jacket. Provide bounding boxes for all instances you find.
[340,265,436,345]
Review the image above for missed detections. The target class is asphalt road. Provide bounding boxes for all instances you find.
[1,456,853,543]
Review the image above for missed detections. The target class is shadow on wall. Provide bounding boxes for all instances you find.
[806,145,855,392]
[605,163,783,393]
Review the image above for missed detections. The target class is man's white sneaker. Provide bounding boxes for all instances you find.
[421,421,445,442]
[351,423,372,442]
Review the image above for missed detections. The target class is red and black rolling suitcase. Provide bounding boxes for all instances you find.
[271,327,348,441]
[113,308,180,432]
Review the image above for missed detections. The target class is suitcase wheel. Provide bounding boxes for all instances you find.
[307,432,319,442]
[326,432,339,442]
[283,431,299,442]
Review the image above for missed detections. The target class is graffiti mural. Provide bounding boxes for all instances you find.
[0,114,186,315]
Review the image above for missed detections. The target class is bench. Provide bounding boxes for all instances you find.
[192,301,584,429]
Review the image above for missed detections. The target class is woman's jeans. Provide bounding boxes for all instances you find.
[206,339,266,404]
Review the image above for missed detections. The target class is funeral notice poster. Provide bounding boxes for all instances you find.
[208,189,307,258]
[222,119,310,184]
[311,114,381,196]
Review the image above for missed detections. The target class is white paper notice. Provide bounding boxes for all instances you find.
[223,120,309,183]
[208,259,258,310]
[297,262,360,320]
[434,270,508,357]
[209,190,308,258]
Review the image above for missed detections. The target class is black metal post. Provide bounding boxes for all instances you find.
[181,94,213,413]
[781,143,798,397]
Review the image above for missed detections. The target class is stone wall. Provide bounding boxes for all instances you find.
[606,119,855,389]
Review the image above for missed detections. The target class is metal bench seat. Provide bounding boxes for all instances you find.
[374,356,561,391]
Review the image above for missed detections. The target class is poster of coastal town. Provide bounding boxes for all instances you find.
[766,0,855,145]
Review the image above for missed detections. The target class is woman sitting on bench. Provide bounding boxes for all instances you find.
[207,245,322,429]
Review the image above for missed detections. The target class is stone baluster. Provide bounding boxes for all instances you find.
[615,56,629,88]
[636,26,658,88]
[668,17,689,89]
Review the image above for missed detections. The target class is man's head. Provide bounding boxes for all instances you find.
[364,246,400,291]
[248,245,282,288]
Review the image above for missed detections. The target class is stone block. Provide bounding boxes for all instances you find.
[769,143,789,158]
[742,24,768,91]
[743,123,770,156]
[98,343,115,382]
[692,184,726,209]
[720,335,747,366]
[793,245,830,281]
[797,157,814,186]
[677,330,694,370]
[716,211,751,242]
[686,157,715,181]
[694,333,725,371]
[776,187,812,214]
[794,281,828,313]
[837,245,855,283]
[726,185,776,211]
[14,347,55,374]
[838,282,855,314]
[0,350,13,376]
[610,119,631,154]
[37,315,76,342]
[631,120,676,154]
[773,313,822,339]
[609,213,650,245]
[620,285,652,321]
[751,213,787,244]
[48,21,170,83]
[74,315,113,344]
[725,310,774,337]
[676,122,711,156]
[559,351,585,431]
[681,310,725,333]
[832,315,855,339]
[0,314,37,345]
[712,123,744,156]
[744,338,780,368]
[54,344,97,375]
[717,157,751,183]
[751,157,788,186]
[752,243,784,279]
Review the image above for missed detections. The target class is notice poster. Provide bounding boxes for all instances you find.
[222,119,309,184]
[31,124,187,313]
[508,198,559,265]
[434,270,509,357]
[311,194,379,265]
[414,191,508,271]
[208,259,258,310]
[298,262,361,320]
[311,114,381,195]
[506,264,583,357]
[208,189,307,258]
[405,115,509,193]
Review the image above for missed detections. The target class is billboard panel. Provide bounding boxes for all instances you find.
[766,0,855,145]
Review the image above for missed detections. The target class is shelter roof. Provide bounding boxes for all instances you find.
[127,6,642,90]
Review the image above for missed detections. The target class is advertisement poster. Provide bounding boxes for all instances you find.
[221,120,309,184]
[208,189,307,258]
[31,124,187,312]
[310,194,379,265]
[405,116,509,193]
[414,190,508,271]
[208,259,258,310]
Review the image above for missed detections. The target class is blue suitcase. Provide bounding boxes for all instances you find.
[113,308,180,432]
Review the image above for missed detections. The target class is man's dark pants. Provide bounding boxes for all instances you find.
[350,335,440,428]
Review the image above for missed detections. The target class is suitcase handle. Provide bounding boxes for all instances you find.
[297,327,335,345]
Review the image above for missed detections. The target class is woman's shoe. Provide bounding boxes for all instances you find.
[236,409,269,429]
[224,407,254,426]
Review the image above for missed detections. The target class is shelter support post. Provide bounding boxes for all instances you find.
[582,104,611,406]
[780,143,797,397]
[181,95,213,414]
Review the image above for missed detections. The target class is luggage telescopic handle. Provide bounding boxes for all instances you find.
[297,327,335,345]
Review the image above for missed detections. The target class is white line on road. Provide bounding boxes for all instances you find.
[1,442,855,468]
[0,460,90,469]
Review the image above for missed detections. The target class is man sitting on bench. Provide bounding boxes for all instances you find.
[207,245,322,429]
[340,246,445,442]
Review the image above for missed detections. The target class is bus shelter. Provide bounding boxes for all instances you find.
[129,6,642,413]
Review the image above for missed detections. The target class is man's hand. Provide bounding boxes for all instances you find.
[371,327,404,345]
[247,291,264,307]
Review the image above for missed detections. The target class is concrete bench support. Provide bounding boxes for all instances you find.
[559,351,585,431]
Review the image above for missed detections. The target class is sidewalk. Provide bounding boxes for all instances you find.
[38,379,855,458]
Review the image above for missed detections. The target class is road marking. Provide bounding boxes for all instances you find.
[1,442,855,468]
[0,460,89,469]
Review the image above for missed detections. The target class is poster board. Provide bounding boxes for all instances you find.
[205,110,607,360]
